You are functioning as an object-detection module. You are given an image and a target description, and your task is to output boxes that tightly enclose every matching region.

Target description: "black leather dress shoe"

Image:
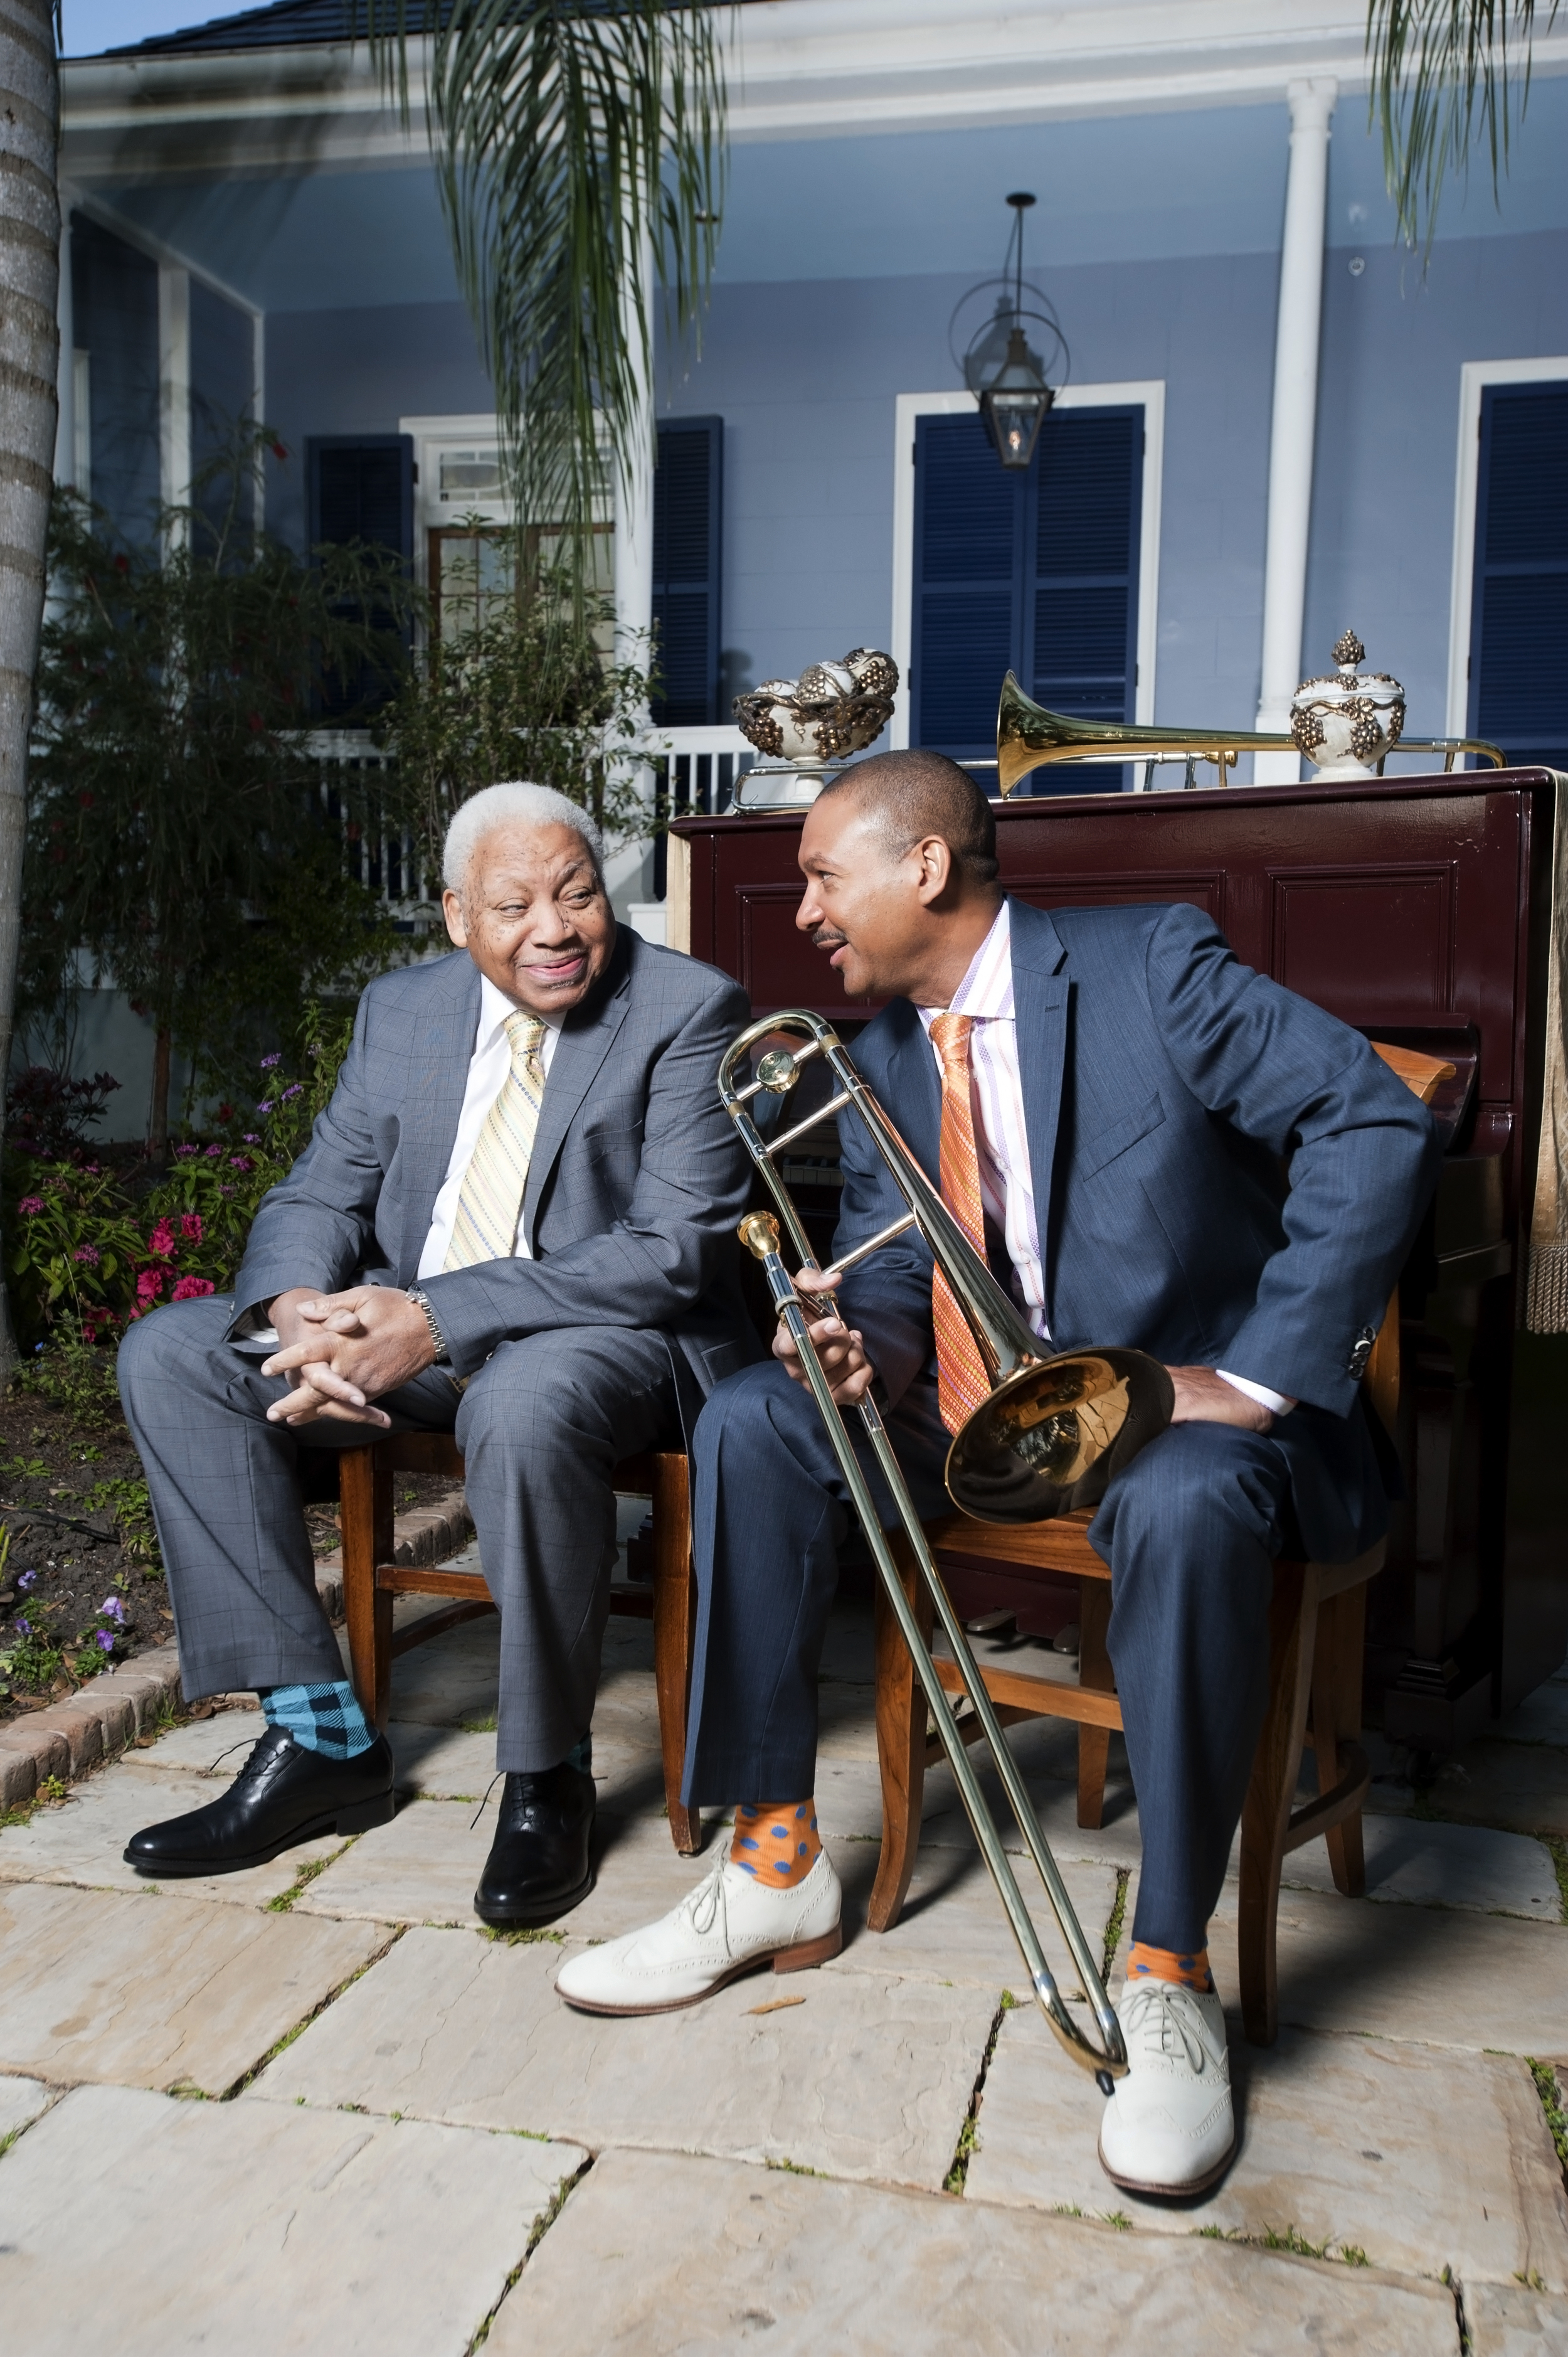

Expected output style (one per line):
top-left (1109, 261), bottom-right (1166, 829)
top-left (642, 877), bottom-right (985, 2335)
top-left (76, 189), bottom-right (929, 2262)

top-left (474, 1760), bottom-right (595, 1929)
top-left (123, 1726), bottom-right (396, 1876)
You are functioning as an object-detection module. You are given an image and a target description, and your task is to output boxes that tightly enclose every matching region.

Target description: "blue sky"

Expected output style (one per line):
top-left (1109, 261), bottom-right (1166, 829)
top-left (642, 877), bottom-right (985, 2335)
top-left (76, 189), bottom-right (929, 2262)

top-left (61, 2), bottom-right (209, 55)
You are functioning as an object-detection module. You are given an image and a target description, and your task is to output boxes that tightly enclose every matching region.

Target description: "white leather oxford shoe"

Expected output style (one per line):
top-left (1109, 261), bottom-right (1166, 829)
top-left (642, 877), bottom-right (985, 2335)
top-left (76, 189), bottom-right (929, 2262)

top-left (554, 1847), bottom-right (843, 2015)
top-left (1097, 1979), bottom-right (1236, 2197)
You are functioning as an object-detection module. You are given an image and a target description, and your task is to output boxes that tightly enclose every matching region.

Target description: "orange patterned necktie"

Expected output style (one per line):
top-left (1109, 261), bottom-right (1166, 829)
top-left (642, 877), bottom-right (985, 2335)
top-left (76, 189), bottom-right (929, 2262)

top-left (928, 1013), bottom-right (991, 1435)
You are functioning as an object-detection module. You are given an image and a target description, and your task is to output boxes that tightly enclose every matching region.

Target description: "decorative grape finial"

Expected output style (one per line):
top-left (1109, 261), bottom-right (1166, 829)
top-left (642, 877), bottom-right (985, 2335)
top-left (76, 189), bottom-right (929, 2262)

top-left (1332, 629), bottom-right (1365, 671)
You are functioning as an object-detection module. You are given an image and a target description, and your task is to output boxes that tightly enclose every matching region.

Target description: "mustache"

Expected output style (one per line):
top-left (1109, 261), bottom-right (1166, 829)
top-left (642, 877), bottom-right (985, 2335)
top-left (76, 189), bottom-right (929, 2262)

top-left (810, 924), bottom-right (849, 953)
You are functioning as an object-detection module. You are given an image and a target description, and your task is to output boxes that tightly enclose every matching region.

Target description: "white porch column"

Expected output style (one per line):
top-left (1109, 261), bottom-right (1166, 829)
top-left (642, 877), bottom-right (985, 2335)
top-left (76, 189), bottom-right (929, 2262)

top-left (157, 262), bottom-right (192, 544)
top-left (613, 220), bottom-right (656, 683)
top-left (610, 218), bottom-right (659, 922)
top-left (1253, 78), bottom-right (1336, 785)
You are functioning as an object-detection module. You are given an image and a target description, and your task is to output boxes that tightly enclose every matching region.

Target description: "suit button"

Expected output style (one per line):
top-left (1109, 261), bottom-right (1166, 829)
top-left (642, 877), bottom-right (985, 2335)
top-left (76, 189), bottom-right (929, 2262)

top-left (1346, 1324), bottom-right (1378, 1379)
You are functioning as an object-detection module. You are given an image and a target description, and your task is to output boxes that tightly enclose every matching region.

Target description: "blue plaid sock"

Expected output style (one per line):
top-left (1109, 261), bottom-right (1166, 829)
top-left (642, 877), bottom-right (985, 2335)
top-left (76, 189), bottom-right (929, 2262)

top-left (564, 1733), bottom-right (592, 1776)
top-left (258, 1681), bottom-right (375, 1761)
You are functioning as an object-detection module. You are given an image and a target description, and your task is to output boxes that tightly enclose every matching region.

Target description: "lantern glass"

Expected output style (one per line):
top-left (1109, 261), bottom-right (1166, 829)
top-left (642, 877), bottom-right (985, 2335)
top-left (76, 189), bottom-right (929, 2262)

top-left (978, 329), bottom-right (1053, 471)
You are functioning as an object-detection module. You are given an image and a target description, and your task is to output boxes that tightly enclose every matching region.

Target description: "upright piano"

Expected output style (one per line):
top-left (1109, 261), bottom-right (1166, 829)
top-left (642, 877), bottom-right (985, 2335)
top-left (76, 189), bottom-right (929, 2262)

top-left (670, 767), bottom-right (1568, 1747)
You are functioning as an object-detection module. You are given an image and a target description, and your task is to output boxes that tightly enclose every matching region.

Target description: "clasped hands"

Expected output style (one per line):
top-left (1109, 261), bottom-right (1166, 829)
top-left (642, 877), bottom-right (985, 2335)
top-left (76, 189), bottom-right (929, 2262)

top-left (262, 1285), bottom-right (440, 1429)
top-left (774, 1269), bottom-right (1278, 1432)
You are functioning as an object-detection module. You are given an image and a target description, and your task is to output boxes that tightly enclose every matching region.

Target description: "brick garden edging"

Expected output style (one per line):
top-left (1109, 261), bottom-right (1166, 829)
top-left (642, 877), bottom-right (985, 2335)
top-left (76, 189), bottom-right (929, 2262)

top-left (0, 1485), bottom-right (473, 1813)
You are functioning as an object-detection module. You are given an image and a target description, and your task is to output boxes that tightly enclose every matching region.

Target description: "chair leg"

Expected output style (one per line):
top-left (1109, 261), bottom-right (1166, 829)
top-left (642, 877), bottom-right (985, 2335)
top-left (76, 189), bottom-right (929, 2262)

top-left (1313, 1584), bottom-right (1368, 1898)
top-left (868, 1530), bottom-right (935, 1934)
top-left (650, 1452), bottom-right (701, 1856)
top-left (1237, 1562), bottom-right (1318, 2046)
top-left (341, 1445), bottom-right (395, 1732)
top-left (1076, 1580), bottom-right (1115, 1829)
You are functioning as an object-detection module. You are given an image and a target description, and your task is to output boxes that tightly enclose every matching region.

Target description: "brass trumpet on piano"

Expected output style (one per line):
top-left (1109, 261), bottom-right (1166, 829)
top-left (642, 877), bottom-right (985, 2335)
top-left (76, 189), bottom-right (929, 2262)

top-left (720, 1009), bottom-right (1175, 2090)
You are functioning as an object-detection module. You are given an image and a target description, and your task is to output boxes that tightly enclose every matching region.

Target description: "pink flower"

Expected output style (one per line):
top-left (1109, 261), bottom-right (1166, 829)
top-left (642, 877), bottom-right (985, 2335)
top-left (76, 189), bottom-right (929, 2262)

top-left (204, 1144), bottom-right (223, 1160)
top-left (181, 1213), bottom-right (203, 1242)
top-left (228, 1156), bottom-right (254, 1173)
top-left (136, 1270), bottom-right (164, 1306)
top-left (170, 1275), bottom-right (215, 1302)
top-left (73, 1245), bottom-right (100, 1265)
top-left (147, 1218), bottom-right (176, 1260)
top-left (18, 1196), bottom-right (43, 1216)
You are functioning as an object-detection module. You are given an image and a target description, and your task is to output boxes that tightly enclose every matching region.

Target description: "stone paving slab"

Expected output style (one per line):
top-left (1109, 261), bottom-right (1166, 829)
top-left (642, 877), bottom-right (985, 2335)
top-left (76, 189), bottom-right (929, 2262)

top-left (248, 1922), bottom-right (993, 2191)
top-left (1496, 1656), bottom-right (1568, 1748)
top-left (0, 1882), bottom-right (389, 2095)
top-left (0, 2074), bottom-right (51, 2142)
top-left (0, 1765), bottom-right (344, 1907)
top-left (966, 2006), bottom-right (1568, 2290)
top-left (1414, 1740), bottom-right (1568, 1838)
top-left (488, 2145), bottom-right (1460, 2356)
top-left (829, 1836), bottom-right (1118, 1998)
top-left (1466, 2277), bottom-right (1568, 2353)
top-left (1198, 1880), bottom-right (1568, 2055)
top-left (1276, 1814), bottom-right (1562, 1919)
top-left (0, 2081), bottom-right (584, 2357)
top-left (113, 1700), bottom-right (265, 1775)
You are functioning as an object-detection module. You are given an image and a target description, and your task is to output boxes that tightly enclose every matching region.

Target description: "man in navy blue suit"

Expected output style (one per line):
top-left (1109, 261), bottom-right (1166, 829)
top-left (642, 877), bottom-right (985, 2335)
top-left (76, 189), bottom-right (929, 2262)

top-left (556, 748), bottom-right (1441, 2196)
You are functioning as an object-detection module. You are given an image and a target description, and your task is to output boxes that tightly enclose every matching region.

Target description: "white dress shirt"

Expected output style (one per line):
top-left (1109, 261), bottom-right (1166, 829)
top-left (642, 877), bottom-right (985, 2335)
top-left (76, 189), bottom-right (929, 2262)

top-left (918, 902), bottom-right (1292, 1417)
top-left (416, 976), bottom-right (563, 1278)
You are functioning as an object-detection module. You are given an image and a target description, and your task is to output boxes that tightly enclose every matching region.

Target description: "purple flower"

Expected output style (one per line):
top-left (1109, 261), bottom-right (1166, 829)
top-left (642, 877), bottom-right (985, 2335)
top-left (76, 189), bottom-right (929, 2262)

top-left (174, 1143), bottom-right (198, 1159)
top-left (280, 1084), bottom-right (303, 1101)
top-left (93, 1629), bottom-right (115, 1652)
top-left (99, 1595), bottom-right (127, 1624)
top-left (14, 1616), bottom-right (29, 1635)
top-left (18, 1196), bottom-right (43, 1216)
top-left (73, 1244), bottom-right (101, 1265)
top-left (255, 1100), bottom-right (273, 1115)
top-left (228, 1156), bottom-right (254, 1173)
top-left (17, 1570), bottom-right (36, 1592)
top-left (242, 1133), bottom-right (261, 1144)
top-left (204, 1144), bottom-right (223, 1160)
top-left (259, 1053), bottom-right (282, 1070)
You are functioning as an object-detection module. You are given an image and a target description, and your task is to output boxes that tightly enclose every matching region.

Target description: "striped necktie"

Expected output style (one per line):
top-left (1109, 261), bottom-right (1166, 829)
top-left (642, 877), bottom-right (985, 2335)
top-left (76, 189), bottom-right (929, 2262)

top-left (928, 1012), bottom-right (992, 1435)
top-left (443, 1010), bottom-right (548, 1270)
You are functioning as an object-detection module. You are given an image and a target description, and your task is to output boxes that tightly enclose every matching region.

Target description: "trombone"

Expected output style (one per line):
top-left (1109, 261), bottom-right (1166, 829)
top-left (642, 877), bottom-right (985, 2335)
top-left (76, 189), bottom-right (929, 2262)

top-left (994, 669), bottom-right (1506, 797)
top-left (720, 1009), bottom-right (1172, 2092)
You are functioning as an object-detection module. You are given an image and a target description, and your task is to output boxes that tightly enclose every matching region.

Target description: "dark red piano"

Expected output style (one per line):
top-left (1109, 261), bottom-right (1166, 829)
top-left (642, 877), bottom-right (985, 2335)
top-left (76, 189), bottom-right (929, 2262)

top-left (670, 767), bottom-right (1568, 1747)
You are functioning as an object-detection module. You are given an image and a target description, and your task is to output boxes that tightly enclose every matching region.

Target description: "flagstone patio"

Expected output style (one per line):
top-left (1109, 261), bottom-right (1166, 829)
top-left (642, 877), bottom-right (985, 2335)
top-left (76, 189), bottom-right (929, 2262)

top-left (1, 1525), bottom-right (1565, 2355)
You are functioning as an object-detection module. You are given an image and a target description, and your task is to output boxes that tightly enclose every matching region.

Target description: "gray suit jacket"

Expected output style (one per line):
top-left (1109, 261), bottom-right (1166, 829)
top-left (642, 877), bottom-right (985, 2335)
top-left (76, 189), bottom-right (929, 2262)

top-left (229, 927), bottom-right (760, 1404)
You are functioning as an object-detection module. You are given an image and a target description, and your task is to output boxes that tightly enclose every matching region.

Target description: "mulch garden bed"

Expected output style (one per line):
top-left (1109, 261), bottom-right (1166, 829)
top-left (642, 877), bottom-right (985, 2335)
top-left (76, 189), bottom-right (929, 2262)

top-left (0, 1387), bottom-right (453, 1728)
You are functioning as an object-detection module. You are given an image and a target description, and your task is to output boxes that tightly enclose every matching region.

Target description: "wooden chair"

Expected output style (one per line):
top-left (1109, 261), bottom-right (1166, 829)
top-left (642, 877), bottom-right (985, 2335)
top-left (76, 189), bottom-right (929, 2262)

top-left (337, 1434), bottom-right (702, 1854)
top-left (867, 1041), bottom-right (1453, 2045)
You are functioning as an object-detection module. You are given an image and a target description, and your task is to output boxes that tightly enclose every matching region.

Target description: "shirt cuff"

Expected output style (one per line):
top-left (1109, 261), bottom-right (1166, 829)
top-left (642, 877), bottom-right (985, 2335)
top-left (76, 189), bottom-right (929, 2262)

top-left (1216, 1368), bottom-right (1296, 1417)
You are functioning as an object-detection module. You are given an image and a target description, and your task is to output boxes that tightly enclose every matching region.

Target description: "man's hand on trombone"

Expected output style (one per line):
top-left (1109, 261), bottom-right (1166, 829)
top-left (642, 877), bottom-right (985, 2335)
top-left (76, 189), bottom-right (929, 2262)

top-left (774, 1267), bottom-right (876, 1407)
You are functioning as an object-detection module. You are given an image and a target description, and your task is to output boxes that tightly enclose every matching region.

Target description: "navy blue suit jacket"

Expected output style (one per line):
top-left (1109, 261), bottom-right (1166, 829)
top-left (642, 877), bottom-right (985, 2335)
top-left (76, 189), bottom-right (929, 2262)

top-left (833, 898), bottom-right (1444, 1558)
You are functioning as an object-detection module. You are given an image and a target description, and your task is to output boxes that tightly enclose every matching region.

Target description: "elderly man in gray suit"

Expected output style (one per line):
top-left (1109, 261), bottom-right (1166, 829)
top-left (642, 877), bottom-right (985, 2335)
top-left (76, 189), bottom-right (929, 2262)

top-left (119, 781), bottom-right (754, 1926)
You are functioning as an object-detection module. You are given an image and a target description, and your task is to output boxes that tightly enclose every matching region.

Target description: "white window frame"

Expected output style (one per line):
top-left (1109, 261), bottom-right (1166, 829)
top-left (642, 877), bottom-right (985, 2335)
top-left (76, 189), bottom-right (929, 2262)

top-left (400, 413), bottom-right (514, 592)
top-left (888, 380), bottom-right (1165, 750)
top-left (1445, 356), bottom-right (1568, 736)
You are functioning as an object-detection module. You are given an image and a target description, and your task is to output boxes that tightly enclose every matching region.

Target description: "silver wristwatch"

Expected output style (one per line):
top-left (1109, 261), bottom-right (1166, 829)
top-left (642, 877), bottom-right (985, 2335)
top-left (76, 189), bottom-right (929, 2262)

top-left (406, 1288), bottom-right (450, 1365)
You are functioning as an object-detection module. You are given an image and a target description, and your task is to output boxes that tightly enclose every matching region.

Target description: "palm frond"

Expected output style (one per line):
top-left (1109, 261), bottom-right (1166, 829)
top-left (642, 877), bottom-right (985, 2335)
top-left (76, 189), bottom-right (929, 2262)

top-left (366, 3), bottom-right (724, 607)
top-left (1366, 0), bottom-right (1560, 255)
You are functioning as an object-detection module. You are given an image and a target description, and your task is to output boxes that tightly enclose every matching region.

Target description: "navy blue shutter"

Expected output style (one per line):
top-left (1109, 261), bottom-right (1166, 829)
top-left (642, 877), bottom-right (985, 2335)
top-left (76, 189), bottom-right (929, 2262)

top-left (913, 406), bottom-right (1142, 790)
top-left (1468, 384), bottom-right (1568, 768)
top-left (912, 413), bottom-right (1022, 758)
top-left (652, 417), bottom-right (723, 725)
top-left (305, 434), bottom-right (413, 718)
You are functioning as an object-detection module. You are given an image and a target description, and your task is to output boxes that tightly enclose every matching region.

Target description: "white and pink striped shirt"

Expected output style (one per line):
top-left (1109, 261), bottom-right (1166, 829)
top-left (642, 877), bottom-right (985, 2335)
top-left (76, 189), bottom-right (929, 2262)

top-left (916, 901), bottom-right (1292, 1416)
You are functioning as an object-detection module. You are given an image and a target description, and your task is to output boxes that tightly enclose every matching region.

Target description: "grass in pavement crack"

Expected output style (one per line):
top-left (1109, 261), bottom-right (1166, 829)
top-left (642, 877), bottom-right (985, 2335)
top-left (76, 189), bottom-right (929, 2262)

top-left (225, 1927), bottom-right (406, 2099)
top-left (1527, 2058), bottom-right (1568, 2184)
top-left (465, 2157), bottom-right (594, 2352)
top-left (1102, 1867), bottom-right (1130, 1984)
top-left (1195, 2222), bottom-right (1369, 2266)
top-left (1541, 1833), bottom-right (1568, 1925)
top-left (266, 1838), bottom-right (353, 1913)
top-left (943, 1990), bottom-right (1016, 2196)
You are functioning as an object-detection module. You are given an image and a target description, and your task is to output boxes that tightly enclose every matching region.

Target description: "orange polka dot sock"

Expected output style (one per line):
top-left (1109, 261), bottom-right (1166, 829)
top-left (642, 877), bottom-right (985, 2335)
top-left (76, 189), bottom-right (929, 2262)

top-left (731, 1799), bottom-right (822, 1890)
top-left (1125, 1940), bottom-right (1214, 1993)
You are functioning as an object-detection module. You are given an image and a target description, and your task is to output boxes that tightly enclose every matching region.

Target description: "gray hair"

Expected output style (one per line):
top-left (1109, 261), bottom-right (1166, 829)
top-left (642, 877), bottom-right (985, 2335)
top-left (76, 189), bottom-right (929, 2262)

top-left (441, 781), bottom-right (606, 896)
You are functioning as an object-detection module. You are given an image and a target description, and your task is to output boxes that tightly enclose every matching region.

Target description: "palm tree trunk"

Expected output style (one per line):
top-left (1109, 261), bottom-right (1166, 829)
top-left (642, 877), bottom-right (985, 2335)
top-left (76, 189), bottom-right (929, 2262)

top-left (0, 0), bottom-right (60, 1377)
